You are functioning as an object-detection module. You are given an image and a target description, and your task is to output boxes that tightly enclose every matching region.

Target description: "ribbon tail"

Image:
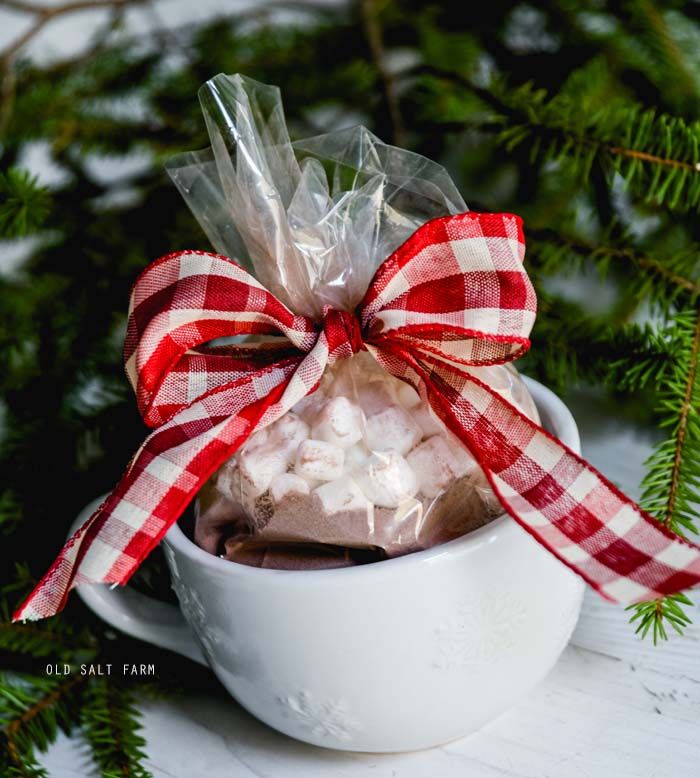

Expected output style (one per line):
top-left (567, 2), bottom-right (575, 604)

top-left (13, 367), bottom-right (295, 622)
top-left (389, 348), bottom-right (700, 605)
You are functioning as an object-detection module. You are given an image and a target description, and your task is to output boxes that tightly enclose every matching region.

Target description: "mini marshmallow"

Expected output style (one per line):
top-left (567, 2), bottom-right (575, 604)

top-left (292, 389), bottom-right (327, 423)
top-left (407, 436), bottom-right (458, 498)
top-left (311, 396), bottom-right (363, 449)
top-left (214, 453), bottom-right (237, 486)
top-left (239, 444), bottom-right (290, 498)
top-left (241, 425), bottom-right (270, 454)
top-left (313, 476), bottom-right (369, 515)
top-left (364, 404), bottom-right (422, 456)
top-left (215, 462), bottom-right (242, 504)
top-left (270, 413), bottom-right (310, 453)
top-left (225, 466), bottom-right (259, 515)
top-left (356, 382), bottom-right (394, 416)
top-left (344, 444), bottom-right (369, 473)
top-left (354, 451), bottom-right (418, 508)
top-left (413, 405), bottom-right (444, 438)
top-left (294, 471), bottom-right (321, 490)
top-left (326, 365), bottom-right (356, 397)
top-left (396, 382), bottom-right (421, 409)
top-left (445, 434), bottom-right (478, 478)
top-left (270, 473), bottom-right (310, 503)
top-left (295, 439), bottom-right (345, 482)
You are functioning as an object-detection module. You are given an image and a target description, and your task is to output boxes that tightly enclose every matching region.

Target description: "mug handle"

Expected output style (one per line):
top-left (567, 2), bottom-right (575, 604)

top-left (71, 497), bottom-right (207, 667)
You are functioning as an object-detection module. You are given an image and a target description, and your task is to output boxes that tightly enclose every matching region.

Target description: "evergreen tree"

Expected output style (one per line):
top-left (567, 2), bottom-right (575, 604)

top-left (1, 0), bottom-right (699, 772)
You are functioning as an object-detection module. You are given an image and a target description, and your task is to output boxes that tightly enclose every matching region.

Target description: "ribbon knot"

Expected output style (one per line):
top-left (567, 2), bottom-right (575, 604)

top-left (321, 307), bottom-right (366, 364)
top-left (15, 211), bottom-right (700, 622)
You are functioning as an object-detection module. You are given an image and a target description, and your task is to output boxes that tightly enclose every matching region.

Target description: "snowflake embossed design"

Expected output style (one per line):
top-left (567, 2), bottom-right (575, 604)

top-left (433, 593), bottom-right (528, 669)
top-left (277, 691), bottom-right (362, 742)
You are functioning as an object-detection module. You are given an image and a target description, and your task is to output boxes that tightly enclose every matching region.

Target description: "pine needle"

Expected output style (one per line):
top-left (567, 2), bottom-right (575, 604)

top-left (0, 169), bottom-right (51, 239)
top-left (81, 677), bottom-right (152, 778)
top-left (626, 309), bottom-right (700, 642)
top-left (0, 673), bottom-right (85, 775)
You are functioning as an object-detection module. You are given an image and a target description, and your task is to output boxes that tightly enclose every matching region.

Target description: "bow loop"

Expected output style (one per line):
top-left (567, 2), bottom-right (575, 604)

top-left (360, 212), bottom-right (535, 367)
top-left (125, 251), bottom-right (317, 427)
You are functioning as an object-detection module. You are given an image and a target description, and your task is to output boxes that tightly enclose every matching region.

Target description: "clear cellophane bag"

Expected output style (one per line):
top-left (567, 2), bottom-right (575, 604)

top-left (167, 74), bottom-right (539, 569)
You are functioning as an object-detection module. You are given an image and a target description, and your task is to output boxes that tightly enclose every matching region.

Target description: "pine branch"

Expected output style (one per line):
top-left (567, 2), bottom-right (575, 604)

top-left (1, 562), bottom-right (37, 597)
top-left (605, 323), bottom-right (682, 393)
top-left (520, 292), bottom-right (673, 395)
top-left (522, 294), bottom-right (609, 391)
top-left (0, 0), bottom-right (147, 63)
top-left (628, 592), bottom-right (694, 643)
top-left (507, 100), bottom-right (700, 211)
top-left (0, 168), bottom-right (50, 239)
top-left (0, 615), bottom-right (98, 661)
top-left (422, 69), bottom-right (700, 212)
top-left (526, 227), bottom-right (700, 305)
top-left (0, 562), bottom-right (98, 663)
top-left (659, 310), bottom-right (700, 531)
top-left (0, 490), bottom-right (22, 536)
top-left (82, 677), bottom-right (152, 778)
top-left (4, 748), bottom-right (48, 778)
top-left (626, 308), bottom-right (700, 642)
top-left (0, 673), bottom-right (85, 774)
top-left (637, 309), bottom-right (700, 536)
top-left (617, 0), bottom-right (699, 111)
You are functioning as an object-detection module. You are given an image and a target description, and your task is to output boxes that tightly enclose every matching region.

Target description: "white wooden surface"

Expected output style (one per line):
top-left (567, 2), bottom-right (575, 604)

top-left (37, 394), bottom-right (700, 777)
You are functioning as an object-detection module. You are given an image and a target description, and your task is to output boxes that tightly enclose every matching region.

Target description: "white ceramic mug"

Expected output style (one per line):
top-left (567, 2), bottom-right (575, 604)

top-left (75, 377), bottom-right (584, 753)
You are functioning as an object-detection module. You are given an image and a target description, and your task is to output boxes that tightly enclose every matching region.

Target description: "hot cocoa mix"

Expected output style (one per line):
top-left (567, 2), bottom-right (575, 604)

top-left (195, 355), bottom-right (539, 569)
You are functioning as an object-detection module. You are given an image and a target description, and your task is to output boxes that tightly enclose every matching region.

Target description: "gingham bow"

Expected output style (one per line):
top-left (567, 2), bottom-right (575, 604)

top-left (15, 212), bottom-right (700, 621)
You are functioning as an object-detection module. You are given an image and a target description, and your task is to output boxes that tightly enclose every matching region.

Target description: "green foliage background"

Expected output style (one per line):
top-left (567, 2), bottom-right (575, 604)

top-left (1, 0), bottom-right (700, 773)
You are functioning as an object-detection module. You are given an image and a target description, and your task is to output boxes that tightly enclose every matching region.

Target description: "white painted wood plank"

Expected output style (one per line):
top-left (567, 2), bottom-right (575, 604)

top-left (573, 592), bottom-right (700, 681)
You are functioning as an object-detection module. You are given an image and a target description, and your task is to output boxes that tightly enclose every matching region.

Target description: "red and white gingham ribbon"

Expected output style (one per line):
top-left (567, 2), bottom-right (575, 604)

top-left (15, 212), bottom-right (700, 621)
